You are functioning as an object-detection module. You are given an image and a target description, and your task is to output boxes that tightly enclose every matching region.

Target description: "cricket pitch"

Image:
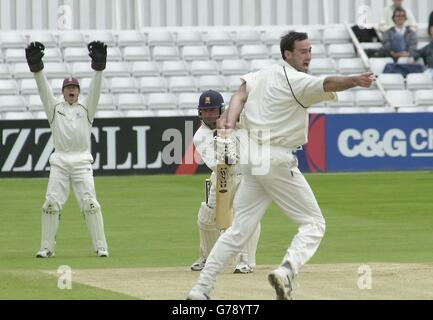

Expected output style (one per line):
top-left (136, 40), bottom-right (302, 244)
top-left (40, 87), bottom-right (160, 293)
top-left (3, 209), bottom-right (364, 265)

top-left (47, 263), bottom-right (433, 300)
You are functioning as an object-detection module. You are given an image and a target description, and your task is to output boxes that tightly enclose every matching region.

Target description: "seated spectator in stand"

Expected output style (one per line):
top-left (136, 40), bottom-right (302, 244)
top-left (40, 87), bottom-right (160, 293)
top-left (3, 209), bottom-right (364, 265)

top-left (411, 29), bottom-right (433, 80)
top-left (379, 0), bottom-right (417, 33)
top-left (382, 7), bottom-right (417, 62)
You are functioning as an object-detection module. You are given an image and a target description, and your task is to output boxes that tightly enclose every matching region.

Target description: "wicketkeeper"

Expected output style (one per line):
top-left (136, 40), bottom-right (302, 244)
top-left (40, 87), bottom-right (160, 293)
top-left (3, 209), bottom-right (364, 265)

top-left (26, 40), bottom-right (109, 258)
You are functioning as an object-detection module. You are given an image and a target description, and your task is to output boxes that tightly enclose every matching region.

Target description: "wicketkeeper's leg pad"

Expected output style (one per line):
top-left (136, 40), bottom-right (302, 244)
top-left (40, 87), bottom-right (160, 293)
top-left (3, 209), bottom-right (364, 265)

top-left (40, 199), bottom-right (61, 252)
top-left (197, 202), bottom-right (220, 258)
top-left (82, 198), bottom-right (108, 253)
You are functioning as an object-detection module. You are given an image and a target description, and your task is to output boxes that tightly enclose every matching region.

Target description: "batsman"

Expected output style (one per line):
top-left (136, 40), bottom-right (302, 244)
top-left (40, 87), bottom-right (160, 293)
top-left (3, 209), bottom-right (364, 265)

top-left (190, 90), bottom-right (261, 274)
top-left (26, 40), bottom-right (109, 258)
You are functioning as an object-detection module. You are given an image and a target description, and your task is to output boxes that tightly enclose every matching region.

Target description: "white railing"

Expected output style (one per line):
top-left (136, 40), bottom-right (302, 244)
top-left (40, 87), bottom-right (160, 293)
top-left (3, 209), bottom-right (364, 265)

top-left (345, 21), bottom-right (397, 112)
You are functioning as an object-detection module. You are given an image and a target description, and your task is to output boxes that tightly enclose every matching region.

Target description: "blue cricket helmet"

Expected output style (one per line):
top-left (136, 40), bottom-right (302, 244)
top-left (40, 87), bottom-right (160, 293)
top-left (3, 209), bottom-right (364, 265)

top-left (198, 90), bottom-right (225, 129)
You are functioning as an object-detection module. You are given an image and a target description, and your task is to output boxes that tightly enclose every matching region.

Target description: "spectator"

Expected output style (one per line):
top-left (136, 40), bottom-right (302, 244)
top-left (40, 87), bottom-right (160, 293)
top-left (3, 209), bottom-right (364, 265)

top-left (382, 7), bottom-right (417, 62)
top-left (411, 30), bottom-right (433, 80)
top-left (379, 0), bottom-right (417, 33)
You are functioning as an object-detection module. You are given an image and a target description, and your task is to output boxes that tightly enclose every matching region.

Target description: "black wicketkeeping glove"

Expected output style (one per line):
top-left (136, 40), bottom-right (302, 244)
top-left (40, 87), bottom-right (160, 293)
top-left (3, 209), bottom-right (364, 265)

top-left (25, 41), bottom-right (45, 72)
top-left (88, 40), bottom-right (107, 71)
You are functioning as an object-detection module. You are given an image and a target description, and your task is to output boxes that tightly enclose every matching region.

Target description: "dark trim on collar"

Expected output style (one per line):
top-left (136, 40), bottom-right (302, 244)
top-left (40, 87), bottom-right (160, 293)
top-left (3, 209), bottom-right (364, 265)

top-left (50, 102), bottom-right (63, 124)
top-left (283, 66), bottom-right (307, 109)
top-left (77, 103), bottom-right (91, 124)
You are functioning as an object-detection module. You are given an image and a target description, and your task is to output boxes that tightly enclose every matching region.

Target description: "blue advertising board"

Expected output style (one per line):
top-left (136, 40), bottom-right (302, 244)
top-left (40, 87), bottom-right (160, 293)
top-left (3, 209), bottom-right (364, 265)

top-left (326, 113), bottom-right (433, 171)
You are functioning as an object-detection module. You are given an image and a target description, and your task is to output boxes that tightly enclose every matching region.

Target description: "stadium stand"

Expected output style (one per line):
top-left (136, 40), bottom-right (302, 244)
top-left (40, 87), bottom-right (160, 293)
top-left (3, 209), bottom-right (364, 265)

top-left (415, 90), bottom-right (433, 106)
top-left (210, 45), bottom-right (239, 60)
top-left (147, 93), bottom-right (177, 110)
top-left (181, 45), bottom-right (210, 61)
top-left (107, 47), bottom-right (123, 61)
top-left (190, 60), bottom-right (219, 75)
top-left (116, 93), bottom-right (145, 110)
top-left (250, 59), bottom-right (278, 72)
top-left (161, 61), bottom-right (189, 76)
top-left (86, 31), bottom-right (116, 47)
top-left (386, 90), bottom-right (415, 108)
top-left (176, 31), bottom-right (204, 46)
top-left (20, 78), bottom-right (40, 95)
top-left (152, 46), bottom-right (179, 61)
top-left (148, 31), bottom-right (175, 47)
top-left (234, 30), bottom-right (262, 45)
top-left (79, 77), bottom-right (110, 94)
top-left (377, 74), bottom-right (406, 90)
top-left (338, 58), bottom-right (367, 74)
top-left (1, 22), bottom-right (433, 120)
top-left (197, 75), bottom-right (227, 92)
top-left (131, 61), bottom-right (160, 77)
top-left (117, 31), bottom-right (146, 48)
top-left (97, 93), bottom-right (117, 110)
top-left (123, 46), bottom-right (151, 61)
top-left (178, 92), bottom-right (201, 109)
top-left (0, 65), bottom-right (11, 80)
top-left (205, 31), bottom-right (233, 46)
top-left (0, 33), bottom-right (27, 48)
top-left (220, 59), bottom-right (249, 75)
top-left (168, 76), bottom-right (197, 92)
top-left (28, 32), bottom-right (57, 48)
top-left (240, 44), bottom-right (269, 59)
top-left (139, 77), bottom-right (168, 93)
top-left (27, 95), bottom-right (43, 111)
top-left (5, 49), bottom-right (28, 63)
top-left (58, 32), bottom-right (86, 48)
top-left (110, 77), bottom-right (139, 94)
top-left (0, 79), bottom-right (19, 95)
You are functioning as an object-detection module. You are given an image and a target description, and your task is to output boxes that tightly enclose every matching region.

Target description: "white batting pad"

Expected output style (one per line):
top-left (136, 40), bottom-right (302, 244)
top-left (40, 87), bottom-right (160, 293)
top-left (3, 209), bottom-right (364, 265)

top-left (197, 202), bottom-right (220, 258)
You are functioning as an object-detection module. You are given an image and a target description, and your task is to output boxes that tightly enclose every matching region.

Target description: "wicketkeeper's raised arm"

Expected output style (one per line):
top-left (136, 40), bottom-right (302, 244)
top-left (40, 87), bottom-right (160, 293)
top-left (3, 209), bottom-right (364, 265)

top-left (323, 72), bottom-right (375, 92)
top-left (225, 82), bottom-right (248, 130)
top-left (84, 41), bottom-right (107, 121)
top-left (26, 42), bottom-right (58, 121)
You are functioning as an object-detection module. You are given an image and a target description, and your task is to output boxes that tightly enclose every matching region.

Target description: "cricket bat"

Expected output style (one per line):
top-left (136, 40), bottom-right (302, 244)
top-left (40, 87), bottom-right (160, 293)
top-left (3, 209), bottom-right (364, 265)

top-left (215, 134), bottom-right (235, 231)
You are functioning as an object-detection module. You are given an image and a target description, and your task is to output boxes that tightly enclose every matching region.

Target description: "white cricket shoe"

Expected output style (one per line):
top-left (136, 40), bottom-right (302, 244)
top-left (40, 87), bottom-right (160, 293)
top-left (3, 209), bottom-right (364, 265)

top-left (36, 249), bottom-right (55, 258)
top-left (96, 248), bottom-right (109, 257)
top-left (190, 256), bottom-right (206, 271)
top-left (268, 268), bottom-right (293, 300)
top-left (186, 287), bottom-right (210, 300)
top-left (234, 262), bottom-right (253, 274)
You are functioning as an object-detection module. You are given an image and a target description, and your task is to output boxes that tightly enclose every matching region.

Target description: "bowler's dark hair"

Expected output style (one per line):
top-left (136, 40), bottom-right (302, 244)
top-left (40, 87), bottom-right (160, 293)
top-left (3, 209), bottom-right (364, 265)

top-left (280, 31), bottom-right (309, 60)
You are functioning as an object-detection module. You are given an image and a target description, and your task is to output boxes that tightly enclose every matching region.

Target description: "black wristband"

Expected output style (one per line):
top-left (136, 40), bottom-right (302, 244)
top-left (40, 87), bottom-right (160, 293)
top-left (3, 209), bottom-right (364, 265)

top-left (91, 60), bottom-right (106, 71)
top-left (29, 60), bottom-right (44, 73)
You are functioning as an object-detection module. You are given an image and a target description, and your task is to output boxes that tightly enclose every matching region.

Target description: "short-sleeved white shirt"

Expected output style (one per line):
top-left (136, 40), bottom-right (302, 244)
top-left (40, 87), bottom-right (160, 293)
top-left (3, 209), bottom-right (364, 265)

top-left (239, 62), bottom-right (337, 148)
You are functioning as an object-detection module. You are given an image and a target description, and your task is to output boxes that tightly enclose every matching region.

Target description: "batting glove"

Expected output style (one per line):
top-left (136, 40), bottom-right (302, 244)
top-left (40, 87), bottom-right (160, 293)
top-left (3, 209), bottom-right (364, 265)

top-left (215, 135), bottom-right (238, 165)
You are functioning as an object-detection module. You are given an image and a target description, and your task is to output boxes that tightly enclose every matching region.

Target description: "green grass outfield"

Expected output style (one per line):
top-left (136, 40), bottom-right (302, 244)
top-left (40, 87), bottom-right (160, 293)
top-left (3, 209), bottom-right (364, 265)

top-left (0, 171), bottom-right (432, 299)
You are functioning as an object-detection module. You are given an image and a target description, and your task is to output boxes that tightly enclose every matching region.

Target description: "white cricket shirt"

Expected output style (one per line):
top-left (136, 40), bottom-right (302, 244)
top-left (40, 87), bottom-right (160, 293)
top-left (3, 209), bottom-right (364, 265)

top-left (194, 123), bottom-right (217, 171)
top-left (34, 71), bottom-right (102, 156)
top-left (239, 62), bottom-right (337, 148)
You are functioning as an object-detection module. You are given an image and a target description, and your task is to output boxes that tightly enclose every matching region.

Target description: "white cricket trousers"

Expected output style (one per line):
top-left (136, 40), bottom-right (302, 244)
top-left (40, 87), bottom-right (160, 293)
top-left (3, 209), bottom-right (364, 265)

top-left (40, 152), bottom-right (108, 252)
top-left (46, 153), bottom-right (97, 207)
top-left (196, 148), bottom-right (325, 294)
